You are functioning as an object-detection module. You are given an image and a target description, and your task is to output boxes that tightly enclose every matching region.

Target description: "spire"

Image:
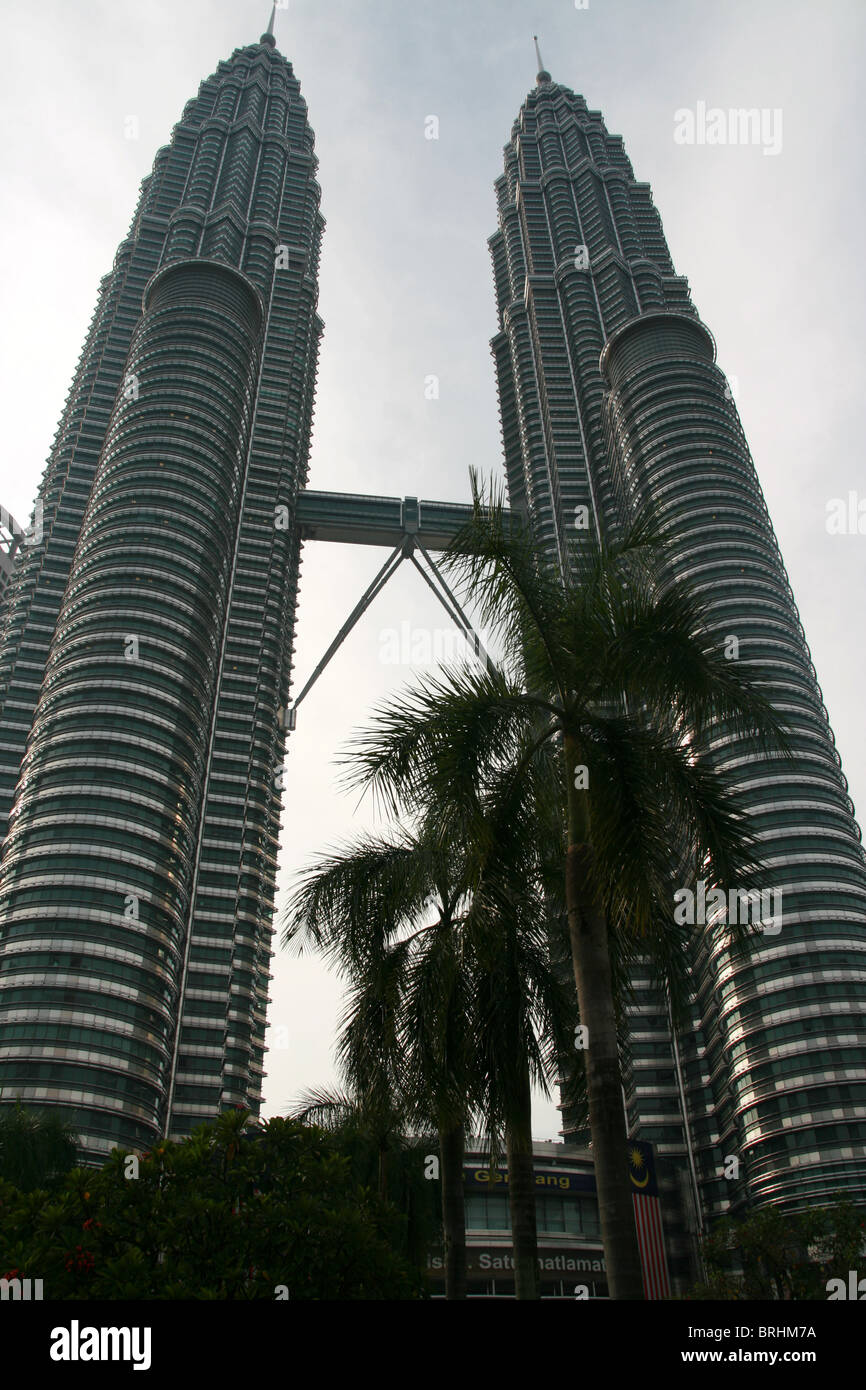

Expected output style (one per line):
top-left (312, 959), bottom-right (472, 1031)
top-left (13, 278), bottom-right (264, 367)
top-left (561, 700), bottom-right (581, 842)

top-left (261, 4), bottom-right (276, 47)
top-left (533, 34), bottom-right (551, 84)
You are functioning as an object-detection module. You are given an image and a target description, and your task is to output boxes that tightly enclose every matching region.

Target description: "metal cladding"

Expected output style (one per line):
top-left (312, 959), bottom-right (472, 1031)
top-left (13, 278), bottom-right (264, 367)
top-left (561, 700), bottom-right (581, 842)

top-left (0, 33), bottom-right (323, 1160)
top-left (600, 310), bottom-right (866, 1212)
top-left (490, 75), bottom-right (866, 1220)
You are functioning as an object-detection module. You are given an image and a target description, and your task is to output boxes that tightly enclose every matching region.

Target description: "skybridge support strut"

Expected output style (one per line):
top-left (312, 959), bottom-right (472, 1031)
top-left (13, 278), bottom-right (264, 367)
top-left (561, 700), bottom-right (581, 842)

top-left (286, 491), bottom-right (502, 727)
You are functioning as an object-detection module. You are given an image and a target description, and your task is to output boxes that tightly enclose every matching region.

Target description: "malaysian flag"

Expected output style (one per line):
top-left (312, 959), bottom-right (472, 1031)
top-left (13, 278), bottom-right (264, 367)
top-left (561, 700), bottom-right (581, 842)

top-left (628, 1140), bottom-right (671, 1299)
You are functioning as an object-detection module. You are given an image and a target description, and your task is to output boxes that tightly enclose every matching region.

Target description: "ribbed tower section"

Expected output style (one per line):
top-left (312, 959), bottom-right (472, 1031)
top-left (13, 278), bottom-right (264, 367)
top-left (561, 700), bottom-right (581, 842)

top-left (0, 26), bottom-right (323, 1160)
top-left (490, 68), bottom-right (866, 1232)
top-left (600, 314), bottom-right (866, 1215)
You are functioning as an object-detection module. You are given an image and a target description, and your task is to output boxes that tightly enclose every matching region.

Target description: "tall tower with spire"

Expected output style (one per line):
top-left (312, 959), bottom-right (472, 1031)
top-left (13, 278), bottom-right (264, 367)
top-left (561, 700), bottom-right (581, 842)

top-left (0, 17), bottom-right (323, 1160)
top-left (489, 51), bottom-right (866, 1232)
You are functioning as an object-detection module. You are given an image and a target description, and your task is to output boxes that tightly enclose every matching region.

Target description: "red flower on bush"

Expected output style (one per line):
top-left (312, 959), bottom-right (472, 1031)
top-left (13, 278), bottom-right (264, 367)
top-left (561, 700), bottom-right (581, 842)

top-left (63, 1245), bottom-right (96, 1275)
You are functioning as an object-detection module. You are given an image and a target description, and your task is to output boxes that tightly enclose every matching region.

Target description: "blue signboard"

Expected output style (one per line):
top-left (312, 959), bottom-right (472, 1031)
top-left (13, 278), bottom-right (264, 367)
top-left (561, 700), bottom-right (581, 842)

top-left (464, 1138), bottom-right (658, 1198)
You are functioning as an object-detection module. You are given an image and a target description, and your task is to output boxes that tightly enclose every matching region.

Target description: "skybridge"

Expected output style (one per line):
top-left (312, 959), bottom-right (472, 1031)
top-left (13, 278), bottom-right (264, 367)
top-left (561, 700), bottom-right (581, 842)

top-left (288, 489), bottom-right (506, 724)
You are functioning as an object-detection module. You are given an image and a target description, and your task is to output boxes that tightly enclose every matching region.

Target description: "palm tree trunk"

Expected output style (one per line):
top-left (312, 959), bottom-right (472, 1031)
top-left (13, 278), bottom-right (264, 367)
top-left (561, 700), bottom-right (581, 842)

top-left (439, 1122), bottom-right (467, 1299)
top-left (506, 1057), bottom-right (540, 1299)
top-left (564, 735), bottom-right (645, 1301)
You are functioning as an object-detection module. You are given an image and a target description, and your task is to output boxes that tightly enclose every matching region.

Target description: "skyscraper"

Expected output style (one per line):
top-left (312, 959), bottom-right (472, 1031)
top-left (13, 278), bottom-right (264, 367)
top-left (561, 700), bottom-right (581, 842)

top-left (0, 15), bottom-right (323, 1161)
top-left (488, 52), bottom-right (866, 1226)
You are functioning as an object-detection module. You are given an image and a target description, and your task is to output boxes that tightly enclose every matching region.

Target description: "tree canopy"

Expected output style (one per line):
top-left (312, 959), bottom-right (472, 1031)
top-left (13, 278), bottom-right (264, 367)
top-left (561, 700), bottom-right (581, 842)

top-left (0, 1109), bottom-right (426, 1299)
top-left (686, 1202), bottom-right (866, 1300)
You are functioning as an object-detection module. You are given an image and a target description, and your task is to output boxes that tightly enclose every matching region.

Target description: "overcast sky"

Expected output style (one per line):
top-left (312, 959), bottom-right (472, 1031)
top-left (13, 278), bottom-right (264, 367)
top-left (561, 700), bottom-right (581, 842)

top-left (2, 0), bottom-right (864, 1140)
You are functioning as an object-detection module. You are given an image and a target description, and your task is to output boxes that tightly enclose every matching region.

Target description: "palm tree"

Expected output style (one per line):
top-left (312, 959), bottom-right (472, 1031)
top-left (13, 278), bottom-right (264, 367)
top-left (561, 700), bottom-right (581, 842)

top-left (0, 1099), bottom-right (79, 1191)
top-left (338, 473), bottom-right (790, 1300)
top-left (462, 755), bottom-right (574, 1299)
top-left (288, 1086), bottom-right (437, 1271)
top-left (283, 798), bottom-right (571, 1299)
top-left (283, 820), bottom-right (479, 1298)
top-left (288, 1085), bottom-right (401, 1201)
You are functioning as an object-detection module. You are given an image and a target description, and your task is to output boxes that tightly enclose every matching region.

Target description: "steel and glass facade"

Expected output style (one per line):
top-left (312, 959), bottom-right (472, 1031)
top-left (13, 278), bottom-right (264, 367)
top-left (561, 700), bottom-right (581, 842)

top-left (489, 65), bottom-right (866, 1224)
top-left (0, 25), bottom-right (323, 1160)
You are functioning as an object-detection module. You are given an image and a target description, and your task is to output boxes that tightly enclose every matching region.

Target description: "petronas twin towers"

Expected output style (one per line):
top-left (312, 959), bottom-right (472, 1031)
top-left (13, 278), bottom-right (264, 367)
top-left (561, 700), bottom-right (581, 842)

top-left (1, 17), bottom-right (864, 1238)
